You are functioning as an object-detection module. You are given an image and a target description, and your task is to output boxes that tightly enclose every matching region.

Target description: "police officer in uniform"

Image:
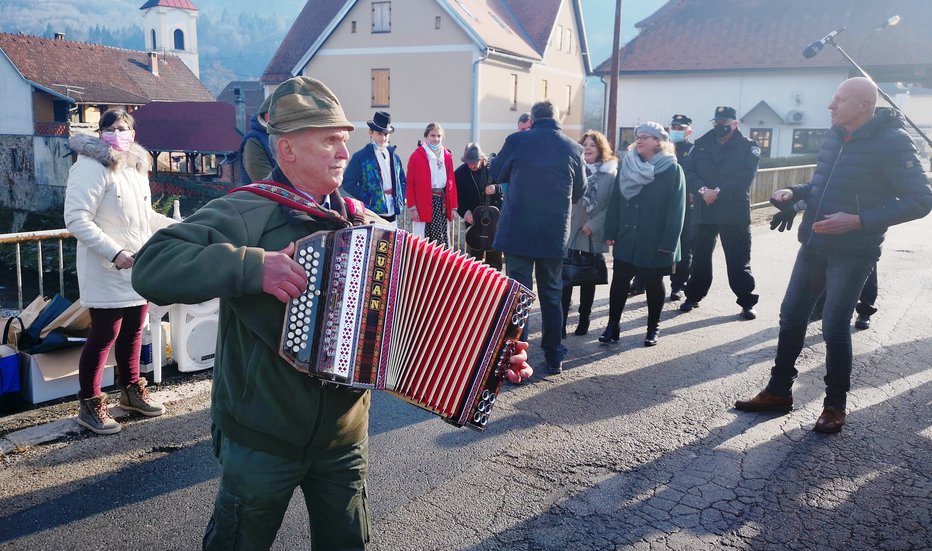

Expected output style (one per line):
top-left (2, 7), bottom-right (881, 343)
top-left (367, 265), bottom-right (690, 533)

top-left (679, 106), bottom-right (761, 319)
top-left (668, 113), bottom-right (695, 300)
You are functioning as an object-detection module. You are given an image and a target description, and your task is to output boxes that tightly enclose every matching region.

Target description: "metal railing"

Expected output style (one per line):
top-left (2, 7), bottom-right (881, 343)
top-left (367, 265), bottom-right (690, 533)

top-left (0, 229), bottom-right (74, 311)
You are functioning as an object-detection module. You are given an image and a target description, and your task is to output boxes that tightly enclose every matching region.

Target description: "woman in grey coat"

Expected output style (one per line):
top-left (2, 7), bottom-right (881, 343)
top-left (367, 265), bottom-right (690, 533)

top-left (562, 130), bottom-right (617, 336)
top-left (599, 122), bottom-right (686, 346)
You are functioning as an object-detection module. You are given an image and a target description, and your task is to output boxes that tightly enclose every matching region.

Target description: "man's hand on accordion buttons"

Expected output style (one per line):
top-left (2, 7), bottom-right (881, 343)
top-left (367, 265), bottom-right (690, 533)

top-left (769, 197), bottom-right (798, 232)
top-left (504, 341), bottom-right (533, 384)
top-left (262, 242), bottom-right (308, 303)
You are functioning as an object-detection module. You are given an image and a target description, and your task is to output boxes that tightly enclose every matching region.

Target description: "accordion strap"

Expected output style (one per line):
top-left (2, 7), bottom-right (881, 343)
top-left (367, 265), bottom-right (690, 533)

top-left (231, 181), bottom-right (364, 227)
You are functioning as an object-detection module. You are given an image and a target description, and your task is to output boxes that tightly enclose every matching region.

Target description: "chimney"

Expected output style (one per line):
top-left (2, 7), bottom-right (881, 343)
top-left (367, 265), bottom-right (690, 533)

top-left (147, 51), bottom-right (159, 76)
top-left (234, 87), bottom-right (247, 135)
top-left (54, 32), bottom-right (65, 41)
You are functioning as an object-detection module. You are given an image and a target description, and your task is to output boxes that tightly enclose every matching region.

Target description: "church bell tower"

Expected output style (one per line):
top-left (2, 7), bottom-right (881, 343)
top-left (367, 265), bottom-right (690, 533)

top-left (140, 0), bottom-right (200, 78)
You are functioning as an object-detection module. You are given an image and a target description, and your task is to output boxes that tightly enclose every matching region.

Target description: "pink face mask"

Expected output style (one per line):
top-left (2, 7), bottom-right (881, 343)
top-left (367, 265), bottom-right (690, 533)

top-left (102, 129), bottom-right (134, 151)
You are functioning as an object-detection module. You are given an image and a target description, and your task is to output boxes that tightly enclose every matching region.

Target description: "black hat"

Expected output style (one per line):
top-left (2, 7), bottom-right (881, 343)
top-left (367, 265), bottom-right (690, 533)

top-left (367, 111), bottom-right (394, 133)
top-left (670, 113), bottom-right (692, 126)
top-left (712, 106), bottom-right (737, 121)
top-left (461, 142), bottom-right (487, 163)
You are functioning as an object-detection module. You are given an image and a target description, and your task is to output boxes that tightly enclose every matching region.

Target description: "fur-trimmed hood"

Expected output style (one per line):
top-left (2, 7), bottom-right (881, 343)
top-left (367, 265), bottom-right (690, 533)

top-left (68, 134), bottom-right (151, 173)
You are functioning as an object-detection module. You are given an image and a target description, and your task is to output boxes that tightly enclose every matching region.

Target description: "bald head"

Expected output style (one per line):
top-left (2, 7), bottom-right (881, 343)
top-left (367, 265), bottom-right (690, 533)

top-left (829, 77), bottom-right (878, 132)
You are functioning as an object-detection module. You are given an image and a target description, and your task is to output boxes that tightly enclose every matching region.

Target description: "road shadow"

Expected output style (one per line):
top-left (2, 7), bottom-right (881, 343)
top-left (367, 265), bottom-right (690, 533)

top-left (453, 336), bottom-right (932, 550)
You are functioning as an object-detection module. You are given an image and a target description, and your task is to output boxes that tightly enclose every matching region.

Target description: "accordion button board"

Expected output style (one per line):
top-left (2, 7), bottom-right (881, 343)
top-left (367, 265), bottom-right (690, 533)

top-left (280, 225), bottom-right (535, 430)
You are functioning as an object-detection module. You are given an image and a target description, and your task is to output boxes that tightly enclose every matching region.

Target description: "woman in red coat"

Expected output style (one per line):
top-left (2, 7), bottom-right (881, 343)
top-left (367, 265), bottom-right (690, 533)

top-left (406, 122), bottom-right (457, 245)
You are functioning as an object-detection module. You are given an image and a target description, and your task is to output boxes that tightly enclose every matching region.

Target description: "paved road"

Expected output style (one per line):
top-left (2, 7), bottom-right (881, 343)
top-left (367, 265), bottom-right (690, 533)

top-left (1, 214), bottom-right (930, 550)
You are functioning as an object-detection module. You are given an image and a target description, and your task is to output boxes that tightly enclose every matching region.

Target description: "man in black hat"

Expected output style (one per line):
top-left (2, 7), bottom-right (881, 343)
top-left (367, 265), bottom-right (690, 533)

top-left (342, 111), bottom-right (407, 226)
top-left (454, 142), bottom-right (503, 270)
top-left (679, 106), bottom-right (761, 319)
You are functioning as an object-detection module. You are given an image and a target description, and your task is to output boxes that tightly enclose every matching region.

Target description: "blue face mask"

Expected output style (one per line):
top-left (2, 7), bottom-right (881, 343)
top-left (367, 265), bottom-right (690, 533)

top-left (670, 130), bottom-right (686, 143)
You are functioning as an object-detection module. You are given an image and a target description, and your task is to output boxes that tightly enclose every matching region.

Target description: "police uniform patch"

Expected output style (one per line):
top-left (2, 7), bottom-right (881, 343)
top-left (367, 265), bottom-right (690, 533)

top-left (751, 145), bottom-right (761, 157)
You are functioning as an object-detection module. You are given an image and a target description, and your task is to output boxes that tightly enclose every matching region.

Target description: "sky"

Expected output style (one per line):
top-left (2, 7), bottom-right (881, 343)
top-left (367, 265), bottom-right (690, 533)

top-left (580, 0), bottom-right (669, 68)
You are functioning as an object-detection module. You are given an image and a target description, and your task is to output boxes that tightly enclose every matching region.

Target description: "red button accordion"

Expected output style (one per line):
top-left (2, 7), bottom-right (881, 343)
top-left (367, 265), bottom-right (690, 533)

top-left (279, 225), bottom-right (535, 430)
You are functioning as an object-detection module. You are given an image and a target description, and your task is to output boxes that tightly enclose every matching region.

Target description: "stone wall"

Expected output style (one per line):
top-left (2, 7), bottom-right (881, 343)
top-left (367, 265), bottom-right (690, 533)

top-left (0, 134), bottom-right (67, 232)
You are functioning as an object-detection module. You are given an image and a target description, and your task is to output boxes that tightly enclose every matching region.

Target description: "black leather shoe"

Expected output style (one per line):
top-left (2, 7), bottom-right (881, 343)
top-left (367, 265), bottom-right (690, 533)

top-left (669, 290), bottom-right (683, 301)
top-left (598, 325), bottom-right (620, 344)
top-left (644, 328), bottom-right (658, 347)
top-left (547, 361), bottom-right (563, 375)
top-left (574, 316), bottom-right (590, 336)
top-left (734, 390), bottom-right (793, 413)
top-left (741, 307), bottom-right (757, 320)
top-left (627, 287), bottom-right (644, 297)
top-left (854, 314), bottom-right (871, 330)
top-left (813, 406), bottom-right (846, 433)
top-left (679, 300), bottom-right (699, 312)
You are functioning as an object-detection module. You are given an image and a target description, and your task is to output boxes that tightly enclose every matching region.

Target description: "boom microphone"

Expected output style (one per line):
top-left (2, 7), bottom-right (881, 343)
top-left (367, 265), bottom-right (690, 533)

top-left (803, 27), bottom-right (846, 59)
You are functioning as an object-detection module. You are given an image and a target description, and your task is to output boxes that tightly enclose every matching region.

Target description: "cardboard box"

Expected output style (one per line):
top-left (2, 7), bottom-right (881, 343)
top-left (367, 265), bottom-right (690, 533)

top-left (24, 346), bottom-right (116, 404)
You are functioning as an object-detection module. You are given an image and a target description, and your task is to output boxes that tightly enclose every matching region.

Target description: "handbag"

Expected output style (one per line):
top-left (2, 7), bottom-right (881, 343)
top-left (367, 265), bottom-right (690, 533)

top-left (562, 229), bottom-right (608, 286)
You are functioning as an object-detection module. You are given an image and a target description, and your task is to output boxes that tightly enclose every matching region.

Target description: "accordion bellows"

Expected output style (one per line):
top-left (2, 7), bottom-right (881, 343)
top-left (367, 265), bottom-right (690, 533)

top-left (280, 225), bottom-right (535, 430)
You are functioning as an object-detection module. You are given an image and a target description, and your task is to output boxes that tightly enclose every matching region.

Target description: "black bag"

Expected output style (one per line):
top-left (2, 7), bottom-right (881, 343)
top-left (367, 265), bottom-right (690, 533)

top-left (562, 230), bottom-right (608, 286)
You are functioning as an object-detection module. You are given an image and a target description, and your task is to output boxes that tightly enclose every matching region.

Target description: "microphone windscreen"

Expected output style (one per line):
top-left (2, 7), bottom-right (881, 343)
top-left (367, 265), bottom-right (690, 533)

top-left (803, 42), bottom-right (823, 59)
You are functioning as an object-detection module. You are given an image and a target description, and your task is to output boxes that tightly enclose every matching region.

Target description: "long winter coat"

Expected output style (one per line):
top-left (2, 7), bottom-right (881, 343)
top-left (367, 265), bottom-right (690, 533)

top-left (788, 107), bottom-right (932, 261)
top-left (489, 118), bottom-right (587, 258)
top-left (604, 162), bottom-right (686, 270)
top-left (406, 146), bottom-right (457, 223)
top-left (64, 134), bottom-right (174, 309)
top-left (567, 159), bottom-right (617, 254)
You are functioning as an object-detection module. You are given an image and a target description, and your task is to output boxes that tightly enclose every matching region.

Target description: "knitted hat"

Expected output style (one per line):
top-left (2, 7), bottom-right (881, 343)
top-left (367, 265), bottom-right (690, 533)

top-left (635, 121), bottom-right (669, 141)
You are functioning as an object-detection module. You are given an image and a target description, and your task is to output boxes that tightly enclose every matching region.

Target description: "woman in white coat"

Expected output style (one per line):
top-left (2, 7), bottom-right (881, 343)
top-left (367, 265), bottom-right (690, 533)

top-left (64, 108), bottom-right (174, 435)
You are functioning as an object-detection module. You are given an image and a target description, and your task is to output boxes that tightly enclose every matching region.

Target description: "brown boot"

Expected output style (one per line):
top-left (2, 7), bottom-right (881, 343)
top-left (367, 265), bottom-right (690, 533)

top-left (813, 406), bottom-right (846, 434)
top-left (77, 393), bottom-right (122, 435)
top-left (734, 390), bottom-right (793, 413)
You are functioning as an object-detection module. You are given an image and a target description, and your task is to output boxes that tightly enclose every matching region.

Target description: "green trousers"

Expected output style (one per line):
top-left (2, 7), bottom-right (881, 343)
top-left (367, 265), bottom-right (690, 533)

top-left (202, 433), bottom-right (370, 550)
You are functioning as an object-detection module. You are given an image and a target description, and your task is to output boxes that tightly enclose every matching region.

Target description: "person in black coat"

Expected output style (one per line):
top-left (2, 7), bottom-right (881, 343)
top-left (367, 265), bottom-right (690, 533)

top-left (679, 106), bottom-right (761, 320)
top-left (489, 100), bottom-right (587, 375)
top-left (454, 143), bottom-right (503, 270)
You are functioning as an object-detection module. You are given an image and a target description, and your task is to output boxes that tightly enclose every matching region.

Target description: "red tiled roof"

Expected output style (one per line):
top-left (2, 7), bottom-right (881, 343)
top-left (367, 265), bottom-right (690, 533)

top-left (132, 101), bottom-right (242, 153)
top-left (261, 0), bottom-right (346, 85)
top-left (139, 0), bottom-right (198, 10)
top-left (0, 33), bottom-right (214, 104)
top-left (262, 0), bottom-right (583, 85)
top-left (500, 0), bottom-right (563, 54)
top-left (217, 80), bottom-right (266, 122)
top-left (593, 0), bottom-right (932, 77)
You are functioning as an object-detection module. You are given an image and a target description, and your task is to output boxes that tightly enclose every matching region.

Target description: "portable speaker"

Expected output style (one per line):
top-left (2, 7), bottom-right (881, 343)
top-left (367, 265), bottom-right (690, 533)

top-left (169, 299), bottom-right (219, 372)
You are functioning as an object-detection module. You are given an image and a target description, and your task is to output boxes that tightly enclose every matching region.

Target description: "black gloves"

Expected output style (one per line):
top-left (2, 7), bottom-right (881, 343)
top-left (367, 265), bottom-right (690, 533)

top-left (769, 197), bottom-right (799, 232)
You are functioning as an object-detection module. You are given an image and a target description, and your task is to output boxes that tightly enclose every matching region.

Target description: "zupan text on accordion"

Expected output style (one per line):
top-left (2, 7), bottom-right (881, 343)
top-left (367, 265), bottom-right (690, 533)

top-left (279, 225), bottom-right (535, 430)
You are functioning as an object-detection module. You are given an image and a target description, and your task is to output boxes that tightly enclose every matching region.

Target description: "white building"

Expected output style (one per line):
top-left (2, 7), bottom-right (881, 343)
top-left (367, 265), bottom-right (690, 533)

top-left (593, 0), bottom-right (932, 158)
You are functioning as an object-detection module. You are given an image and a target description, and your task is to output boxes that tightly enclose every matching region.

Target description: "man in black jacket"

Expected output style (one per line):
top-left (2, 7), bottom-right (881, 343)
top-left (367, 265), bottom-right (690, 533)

top-left (734, 77), bottom-right (932, 433)
top-left (490, 100), bottom-right (587, 375)
top-left (679, 106), bottom-right (761, 319)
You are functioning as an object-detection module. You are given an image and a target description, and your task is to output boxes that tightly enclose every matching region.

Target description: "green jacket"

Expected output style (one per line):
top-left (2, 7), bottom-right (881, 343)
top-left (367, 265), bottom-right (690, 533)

top-left (133, 175), bottom-right (369, 459)
top-left (604, 163), bottom-right (686, 269)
